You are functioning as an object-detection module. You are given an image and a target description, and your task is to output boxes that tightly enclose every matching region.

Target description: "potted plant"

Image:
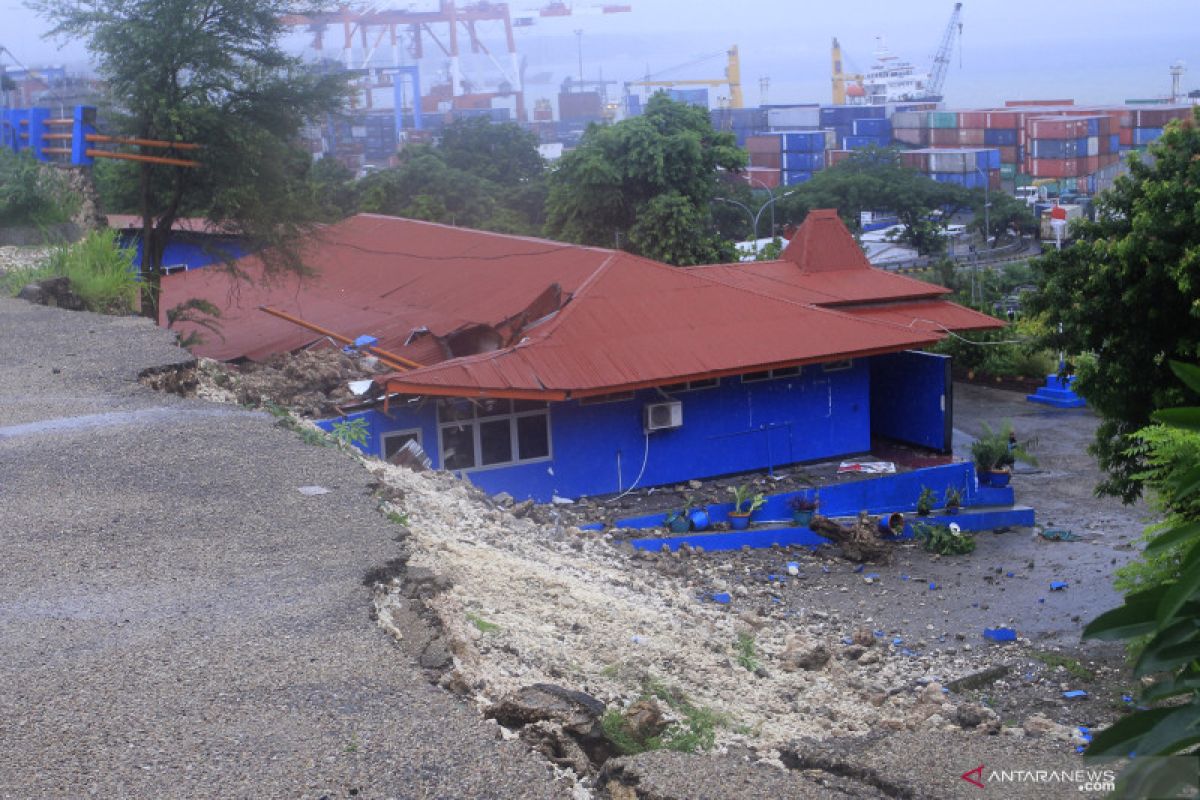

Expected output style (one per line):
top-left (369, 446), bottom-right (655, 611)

top-left (944, 485), bottom-right (963, 515)
top-left (788, 491), bottom-right (819, 528)
top-left (877, 512), bottom-right (906, 537)
top-left (663, 510), bottom-right (691, 534)
top-left (916, 486), bottom-right (937, 516)
top-left (727, 484), bottom-right (765, 530)
top-left (971, 421), bottom-right (1038, 487)
top-left (664, 496), bottom-right (702, 534)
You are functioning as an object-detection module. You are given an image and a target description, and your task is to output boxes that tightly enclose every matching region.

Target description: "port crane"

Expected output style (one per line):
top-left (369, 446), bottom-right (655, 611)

top-left (831, 2), bottom-right (962, 105)
top-left (624, 46), bottom-right (743, 109)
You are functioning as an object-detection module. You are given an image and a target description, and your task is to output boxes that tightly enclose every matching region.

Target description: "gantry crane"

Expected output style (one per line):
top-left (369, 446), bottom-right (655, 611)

top-left (830, 37), bottom-right (862, 106)
top-left (926, 2), bottom-right (963, 100)
top-left (624, 46), bottom-right (743, 109)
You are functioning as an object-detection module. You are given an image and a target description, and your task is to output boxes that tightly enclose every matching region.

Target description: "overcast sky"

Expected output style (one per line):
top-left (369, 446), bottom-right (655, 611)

top-left (4, 0), bottom-right (1198, 108)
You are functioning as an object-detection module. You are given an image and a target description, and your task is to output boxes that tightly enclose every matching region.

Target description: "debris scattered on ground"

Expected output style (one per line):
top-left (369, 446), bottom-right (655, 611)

top-left (297, 485), bottom-right (331, 496)
top-left (16, 276), bottom-right (85, 311)
top-left (0, 245), bottom-right (52, 277)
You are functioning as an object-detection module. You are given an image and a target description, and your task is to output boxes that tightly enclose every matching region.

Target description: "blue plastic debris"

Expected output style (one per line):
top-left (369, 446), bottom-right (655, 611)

top-left (821, 565), bottom-right (831, 574)
top-left (900, 648), bottom-right (917, 657)
top-left (787, 561), bottom-right (800, 576)
top-left (853, 565), bottom-right (865, 574)
top-left (1039, 598), bottom-right (1045, 604)
top-left (901, 574), bottom-right (910, 581)
top-left (983, 627), bottom-right (1017, 642)
top-left (842, 636), bottom-right (853, 645)
top-left (711, 592), bottom-right (732, 604)
top-left (1078, 726), bottom-right (1092, 742)
top-left (1051, 581), bottom-right (1069, 591)
top-left (353, 334), bottom-right (379, 348)
top-left (1063, 690), bottom-right (1088, 699)
top-left (929, 582), bottom-right (938, 590)
top-left (1122, 694), bottom-right (1134, 704)
top-left (866, 573), bottom-right (880, 581)
top-left (892, 637), bottom-right (904, 646)
top-left (873, 630), bottom-right (885, 638)
top-left (1006, 571), bottom-right (1014, 578)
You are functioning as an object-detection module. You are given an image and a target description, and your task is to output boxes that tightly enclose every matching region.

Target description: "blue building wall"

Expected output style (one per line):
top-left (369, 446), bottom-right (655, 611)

top-left (870, 351), bottom-right (951, 452)
top-left (116, 231), bottom-right (248, 271)
top-left (320, 360), bottom-right (874, 502)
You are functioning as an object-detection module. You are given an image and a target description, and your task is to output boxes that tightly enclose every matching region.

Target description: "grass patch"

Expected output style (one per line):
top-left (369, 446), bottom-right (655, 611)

top-left (734, 632), bottom-right (759, 672)
top-left (1, 229), bottom-right (138, 314)
top-left (467, 613), bottom-right (500, 634)
top-left (1031, 651), bottom-right (1095, 682)
top-left (601, 677), bottom-right (725, 756)
top-left (385, 511), bottom-right (409, 526)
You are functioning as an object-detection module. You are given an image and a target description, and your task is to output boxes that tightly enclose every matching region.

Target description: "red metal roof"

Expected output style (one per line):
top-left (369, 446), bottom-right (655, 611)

top-left (162, 209), bottom-right (1004, 399)
top-left (160, 214), bottom-right (614, 362)
top-left (379, 251), bottom-right (942, 399)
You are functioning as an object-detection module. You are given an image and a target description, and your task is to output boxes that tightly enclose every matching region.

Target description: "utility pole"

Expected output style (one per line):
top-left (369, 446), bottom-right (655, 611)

top-left (574, 29), bottom-right (584, 85)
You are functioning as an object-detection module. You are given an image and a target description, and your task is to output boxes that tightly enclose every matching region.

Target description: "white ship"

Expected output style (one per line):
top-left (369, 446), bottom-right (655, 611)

top-left (860, 39), bottom-right (937, 104)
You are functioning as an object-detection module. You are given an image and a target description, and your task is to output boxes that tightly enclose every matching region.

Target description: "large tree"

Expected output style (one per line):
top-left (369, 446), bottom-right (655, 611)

top-left (34, 0), bottom-right (348, 316)
top-left (1027, 109), bottom-right (1200, 502)
top-left (775, 148), bottom-right (974, 256)
top-left (543, 94), bottom-right (744, 265)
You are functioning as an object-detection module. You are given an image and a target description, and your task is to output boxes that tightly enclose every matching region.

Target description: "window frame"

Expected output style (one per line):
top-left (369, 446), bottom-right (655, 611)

top-left (661, 377), bottom-right (720, 393)
top-left (437, 399), bottom-right (552, 472)
top-left (741, 366), bottom-right (803, 383)
top-left (381, 428), bottom-right (423, 460)
top-left (822, 359), bottom-right (854, 373)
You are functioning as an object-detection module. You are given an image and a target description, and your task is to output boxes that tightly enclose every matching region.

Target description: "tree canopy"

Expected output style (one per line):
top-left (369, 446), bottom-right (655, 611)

top-left (1027, 109), bottom-right (1200, 502)
top-left (774, 148), bottom-right (974, 256)
top-left (543, 94), bottom-right (744, 265)
top-left (34, 0), bottom-right (349, 316)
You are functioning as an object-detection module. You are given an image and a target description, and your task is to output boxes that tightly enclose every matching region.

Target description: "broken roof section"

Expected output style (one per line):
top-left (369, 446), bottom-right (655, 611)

top-left (162, 209), bottom-right (1002, 400)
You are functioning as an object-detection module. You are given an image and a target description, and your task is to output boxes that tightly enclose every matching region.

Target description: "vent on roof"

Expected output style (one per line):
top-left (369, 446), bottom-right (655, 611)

top-left (643, 401), bottom-right (682, 432)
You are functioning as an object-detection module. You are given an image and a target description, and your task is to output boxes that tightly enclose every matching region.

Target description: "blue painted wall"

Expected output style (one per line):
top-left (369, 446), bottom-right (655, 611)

top-left (320, 360), bottom-right (875, 502)
top-left (870, 350), bottom-right (951, 452)
top-left (116, 231), bottom-right (248, 271)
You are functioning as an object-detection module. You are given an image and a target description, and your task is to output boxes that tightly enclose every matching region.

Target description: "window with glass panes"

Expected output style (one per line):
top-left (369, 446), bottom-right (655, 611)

top-left (437, 399), bottom-right (551, 470)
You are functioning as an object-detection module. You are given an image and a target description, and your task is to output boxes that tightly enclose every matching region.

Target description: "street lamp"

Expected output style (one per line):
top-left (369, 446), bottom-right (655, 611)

top-left (715, 189), bottom-right (795, 255)
top-left (972, 166), bottom-right (992, 305)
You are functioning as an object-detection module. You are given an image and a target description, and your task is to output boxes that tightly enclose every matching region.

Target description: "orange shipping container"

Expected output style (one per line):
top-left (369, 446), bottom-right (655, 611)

top-left (749, 151), bottom-right (781, 169)
top-left (1030, 158), bottom-right (1082, 178)
top-left (986, 111), bottom-right (1022, 128)
top-left (959, 111), bottom-right (989, 128)
top-left (999, 145), bottom-right (1018, 163)
top-left (930, 128), bottom-right (961, 146)
top-left (741, 168), bottom-right (780, 188)
top-left (746, 135), bottom-right (782, 154)
top-left (958, 128), bottom-right (986, 145)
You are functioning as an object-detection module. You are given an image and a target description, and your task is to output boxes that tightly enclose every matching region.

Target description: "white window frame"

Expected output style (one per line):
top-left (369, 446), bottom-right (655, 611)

top-left (741, 366), bottom-right (802, 383)
top-left (822, 359), bottom-right (854, 373)
top-left (381, 428), bottom-right (423, 460)
top-left (579, 391), bottom-right (635, 406)
top-left (437, 400), bottom-right (552, 472)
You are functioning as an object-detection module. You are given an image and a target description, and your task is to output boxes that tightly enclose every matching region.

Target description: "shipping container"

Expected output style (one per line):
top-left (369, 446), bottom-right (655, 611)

top-left (740, 167), bottom-right (780, 189)
top-left (782, 151), bottom-right (824, 171)
top-left (1134, 127), bottom-right (1164, 146)
top-left (983, 128), bottom-right (1018, 146)
top-left (779, 130), bottom-right (827, 152)
top-left (843, 135), bottom-right (889, 150)
top-left (1118, 127), bottom-right (1134, 146)
top-left (999, 163), bottom-right (1017, 180)
top-left (746, 134), bottom-right (782, 154)
top-left (957, 128), bottom-right (986, 146)
top-left (767, 106), bottom-right (821, 129)
top-left (929, 151), bottom-right (970, 173)
top-left (900, 151), bottom-right (931, 171)
top-left (826, 149), bottom-right (853, 168)
top-left (1029, 116), bottom-right (1089, 139)
top-left (853, 117), bottom-right (892, 137)
top-left (1134, 107), bottom-right (1191, 127)
top-left (999, 145), bottom-right (1018, 163)
top-left (666, 88), bottom-right (709, 107)
top-left (893, 127), bottom-right (929, 146)
top-left (959, 111), bottom-right (988, 129)
top-left (1032, 138), bottom-right (1084, 159)
top-left (929, 111), bottom-right (959, 129)
top-left (1108, 134), bottom-right (1119, 153)
top-left (985, 111), bottom-right (1022, 128)
top-left (930, 128), bottom-right (961, 146)
top-left (1030, 158), bottom-right (1082, 178)
top-left (782, 170), bottom-right (814, 186)
top-left (891, 111), bottom-right (929, 129)
top-left (749, 151), bottom-right (781, 169)
top-left (1087, 136), bottom-right (1099, 157)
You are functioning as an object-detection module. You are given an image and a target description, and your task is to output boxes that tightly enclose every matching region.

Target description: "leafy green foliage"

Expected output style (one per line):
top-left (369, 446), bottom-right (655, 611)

top-left (0, 149), bottom-right (78, 226)
top-left (913, 522), bottom-right (975, 555)
top-left (544, 95), bottom-right (744, 265)
top-left (330, 417), bottom-right (370, 450)
top-left (467, 613), bottom-right (500, 634)
top-left (728, 484), bottom-right (765, 515)
top-left (734, 633), bottom-right (759, 672)
top-left (773, 147), bottom-right (973, 256)
top-left (0, 229), bottom-right (137, 313)
top-left (1082, 362), bottom-right (1200, 795)
top-left (916, 486), bottom-right (937, 515)
top-left (601, 678), bottom-right (723, 756)
top-left (970, 421), bottom-right (1037, 473)
top-left (33, 0), bottom-right (350, 317)
top-left (944, 485), bottom-right (963, 508)
top-left (1026, 109), bottom-right (1200, 502)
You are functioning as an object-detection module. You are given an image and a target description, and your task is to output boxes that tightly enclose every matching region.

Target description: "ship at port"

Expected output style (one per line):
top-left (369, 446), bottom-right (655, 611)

top-left (832, 2), bottom-right (963, 105)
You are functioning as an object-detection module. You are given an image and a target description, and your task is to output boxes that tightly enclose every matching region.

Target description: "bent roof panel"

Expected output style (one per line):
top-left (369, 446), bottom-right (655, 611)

top-left (160, 214), bottom-right (614, 361)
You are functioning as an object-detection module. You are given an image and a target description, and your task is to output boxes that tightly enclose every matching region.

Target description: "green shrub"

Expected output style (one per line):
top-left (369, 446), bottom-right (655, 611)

top-left (1, 228), bottom-right (138, 314)
top-left (0, 150), bottom-right (78, 226)
top-left (913, 521), bottom-right (975, 555)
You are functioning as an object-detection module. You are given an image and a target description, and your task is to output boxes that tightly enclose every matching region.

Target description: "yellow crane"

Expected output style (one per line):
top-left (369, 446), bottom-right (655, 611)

top-left (625, 45), bottom-right (743, 108)
top-left (830, 37), bottom-right (863, 105)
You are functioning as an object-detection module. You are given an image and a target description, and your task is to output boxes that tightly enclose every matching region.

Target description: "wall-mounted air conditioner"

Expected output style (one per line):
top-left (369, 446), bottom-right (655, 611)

top-left (643, 400), bottom-right (683, 432)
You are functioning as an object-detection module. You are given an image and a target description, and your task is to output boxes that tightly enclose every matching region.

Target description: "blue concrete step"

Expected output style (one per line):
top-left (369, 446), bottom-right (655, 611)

top-left (1027, 373), bottom-right (1086, 408)
top-left (629, 505), bottom-right (1035, 552)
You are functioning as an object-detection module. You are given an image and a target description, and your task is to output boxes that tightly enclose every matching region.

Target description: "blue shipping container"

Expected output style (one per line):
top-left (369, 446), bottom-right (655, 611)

top-left (1134, 127), bottom-right (1163, 146)
top-left (973, 149), bottom-right (1001, 170)
top-left (1108, 134), bottom-right (1119, 153)
top-left (843, 135), bottom-right (888, 150)
top-left (782, 170), bottom-right (814, 186)
top-left (983, 128), bottom-right (1018, 146)
top-left (930, 172), bottom-right (966, 185)
top-left (852, 118), bottom-right (892, 136)
top-left (819, 105), bottom-right (885, 126)
top-left (1032, 138), bottom-right (1086, 159)
top-left (782, 151), bottom-right (824, 171)
top-left (779, 131), bottom-right (826, 152)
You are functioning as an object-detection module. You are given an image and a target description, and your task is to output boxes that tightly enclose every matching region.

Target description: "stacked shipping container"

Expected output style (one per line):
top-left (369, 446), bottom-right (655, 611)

top-left (744, 131), bottom-right (831, 187)
top-left (900, 147), bottom-right (1002, 189)
top-left (1025, 114), bottom-right (1119, 179)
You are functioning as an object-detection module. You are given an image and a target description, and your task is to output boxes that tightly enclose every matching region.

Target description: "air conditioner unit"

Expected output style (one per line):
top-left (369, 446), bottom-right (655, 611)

top-left (643, 401), bottom-right (683, 432)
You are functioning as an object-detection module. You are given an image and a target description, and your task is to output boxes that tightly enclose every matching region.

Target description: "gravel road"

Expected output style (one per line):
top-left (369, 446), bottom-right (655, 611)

top-left (0, 297), bottom-right (567, 799)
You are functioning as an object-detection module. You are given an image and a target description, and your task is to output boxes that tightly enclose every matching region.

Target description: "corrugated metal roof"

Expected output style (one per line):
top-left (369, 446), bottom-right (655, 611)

top-left (838, 300), bottom-right (1006, 333)
top-left (379, 251), bottom-right (943, 398)
top-left (160, 214), bottom-right (613, 362)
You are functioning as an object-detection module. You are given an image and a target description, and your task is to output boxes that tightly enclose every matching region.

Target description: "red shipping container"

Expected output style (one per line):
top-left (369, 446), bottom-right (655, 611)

top-left (827, 149), bottom-right (853, 167)
top-left (1136, 107), bottom-right (1191, 127)
top-left (958, 128), bottom-right (986, 145)
top-left (899, 151), bottom-right (931, 170)
top-left (1119, 127), bottom-right (1133, 146)
top-left (986, 111), bottom-right (1022, 128)
top-left (746, 135), bottom-right (782, 154)
top-left (1085, 155), bottom-right (1098, 173)
top-left (741, 168), bottom-right (780, 188)
top-left (749, 152), bottom-right (781, 169)
top-left (1031, 158), bottom-right (1081, 178)
top-left (999, 145), bottom-right (1018, 163)
top-left (930, 128), bottom-right (961, 146)
top-left (1007, 99), bottom-right (1074, 107)
top-left (1029, 117), bottom-right (1087, 138)
top-left (959, 111), bottom-right (988, 128)
top-left (989, 171), bottom-right (1002, 190)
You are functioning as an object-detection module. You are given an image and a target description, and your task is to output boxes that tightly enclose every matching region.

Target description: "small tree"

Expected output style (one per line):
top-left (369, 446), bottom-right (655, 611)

top-left (34, 0), bottom-right (349, 318)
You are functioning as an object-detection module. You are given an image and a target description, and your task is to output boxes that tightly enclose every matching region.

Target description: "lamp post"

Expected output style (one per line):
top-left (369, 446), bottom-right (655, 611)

top-left (715, 189), bottom-right (795, 255)
top-left (972, 166), bottom-right (992, 304)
